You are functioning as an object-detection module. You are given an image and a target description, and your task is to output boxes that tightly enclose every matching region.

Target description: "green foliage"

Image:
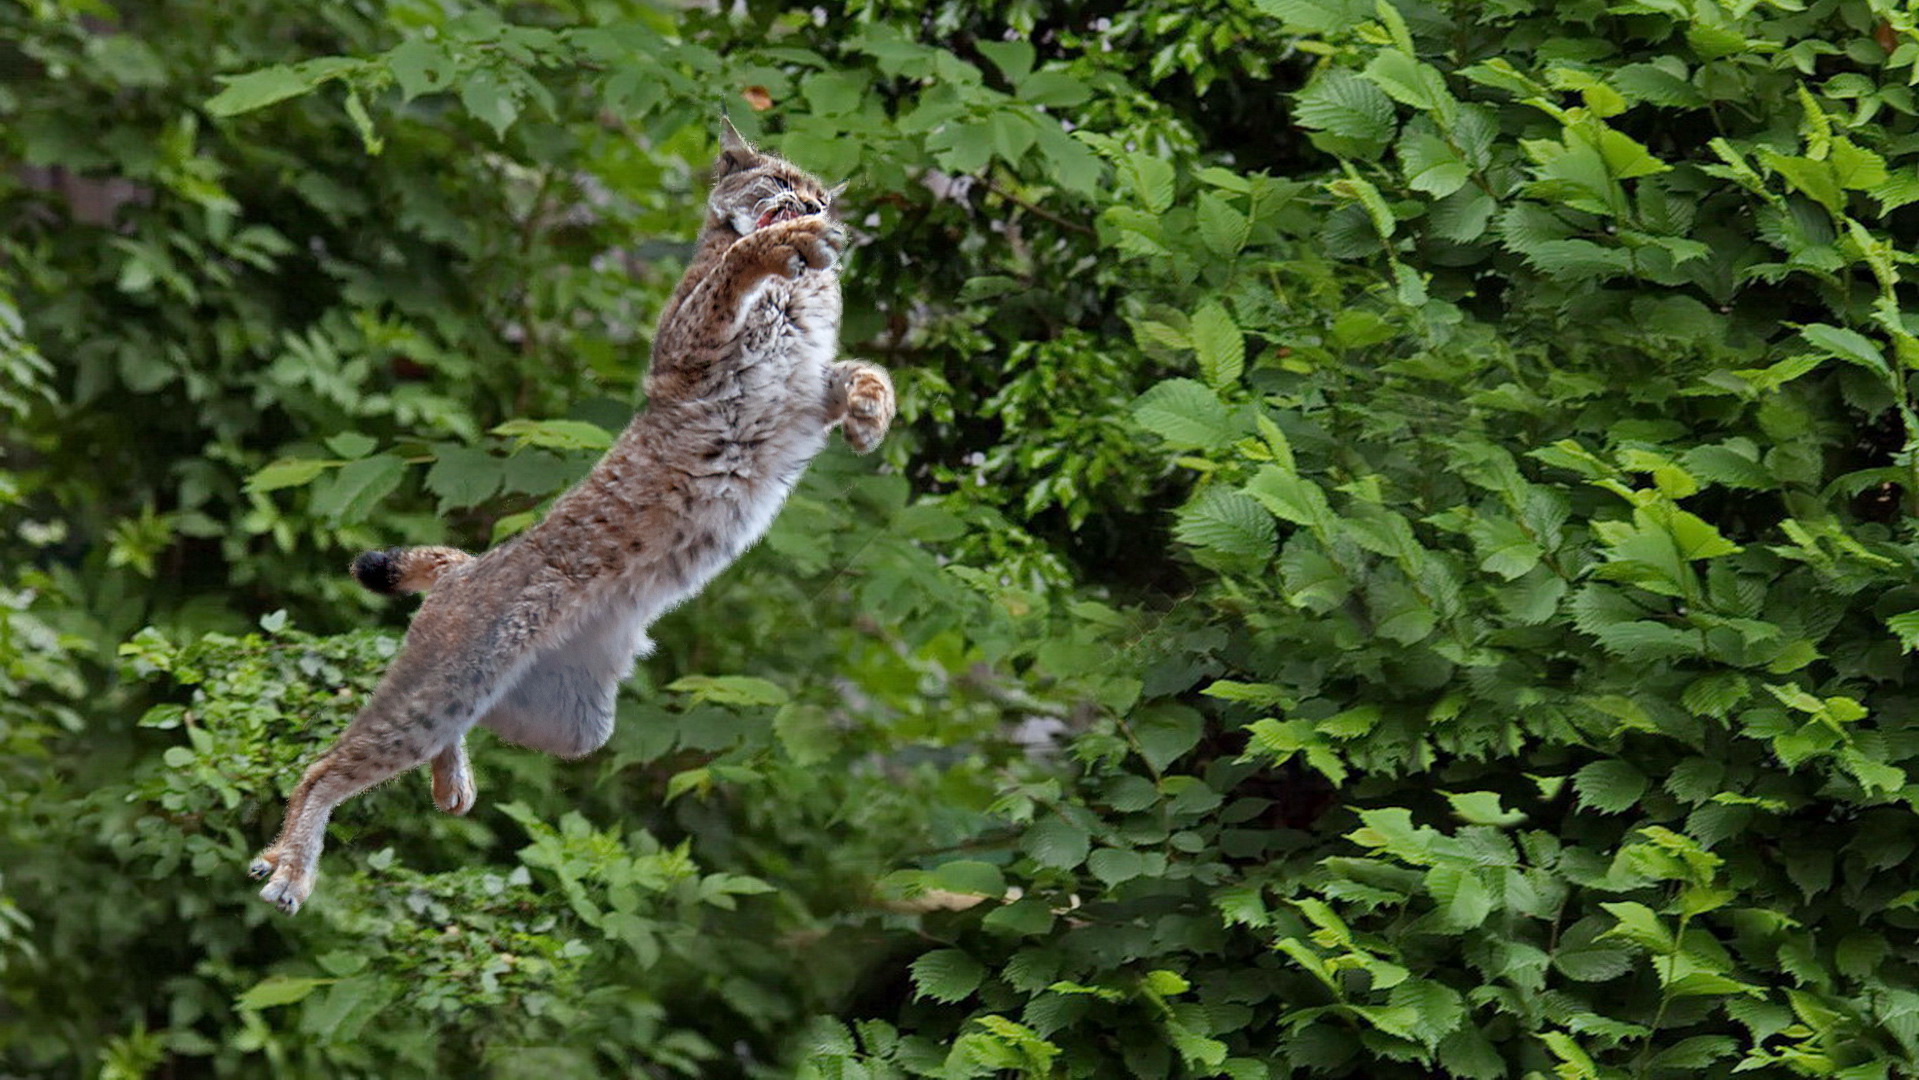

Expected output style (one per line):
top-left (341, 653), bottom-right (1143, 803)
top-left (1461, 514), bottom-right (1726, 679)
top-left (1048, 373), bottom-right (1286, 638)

top-left (12, 0), bottom-right (1919, 1076)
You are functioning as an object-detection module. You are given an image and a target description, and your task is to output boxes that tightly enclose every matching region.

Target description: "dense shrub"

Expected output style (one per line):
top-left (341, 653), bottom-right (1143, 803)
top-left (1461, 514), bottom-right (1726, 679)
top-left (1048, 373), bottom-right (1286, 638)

top-left (7, 0), bottom-right (1919, 1076)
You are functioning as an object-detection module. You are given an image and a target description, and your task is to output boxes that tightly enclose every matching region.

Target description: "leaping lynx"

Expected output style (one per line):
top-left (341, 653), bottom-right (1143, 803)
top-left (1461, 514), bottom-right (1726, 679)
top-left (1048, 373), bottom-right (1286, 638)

top-left (249, 120), bottom-right (895, 915)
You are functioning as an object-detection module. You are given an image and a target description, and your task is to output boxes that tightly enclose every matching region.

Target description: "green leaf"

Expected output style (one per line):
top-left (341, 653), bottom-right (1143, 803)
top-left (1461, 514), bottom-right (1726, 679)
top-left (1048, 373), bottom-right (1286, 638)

top-left (909, 949), bottom-right (985, 1003)
top-left (1574, 760), bottom-right (1649, 814)
top-left (385, 38), bottom-right (454, 102)
top-left (1197, 192), bottom-right (1250, 257)
top-left (1133, 706), bottom-right (1204, 773)
top-left (1363, 50), bottom-right (1453, 115)
top-left (207, 66), bottom-right (322, 117)
top-left (1190, 301), bottom-right (1245, 388)
top-left (492, 418), bottom-right (616, 451)
top-left (236, 975), bottom-right (334, 1011)
top-left (1024, 817), bottom-right (1091, 869)
top-left (1132, 378), bottom-right (1231, 450)
top-left (1799, 323), bottom-right (1889, 375)
top-left (1086, 847), bottom-right (1147, 887)
top-left (1599, 901), bottom-right (1674, 953)
top-left (1426, 865), bottom-right (1493, 929)
top-left (460, 71), bottom-right (522, 139)
top-left (324, 432), bottom-right (376, 460)
top-left (976, 40), bottom-right (1035, 83)
top-left (308, 454), bottom-right (405, 524)
top-left (982, 897), bottom-right (1055, 936)
top-left (1125, 153), bottom-right (1175, 214)
top-left (1553, 919), bottom-right (1637, 982)
top-left (424, 445), bottom-right (504, 511)
top-left (1294, 70), bottom-right (1395, 153)
top-left (247, 457), bottom-right (332, 494)
top-left (927, 860), bottom-right (1005, 898)
top-left (1888, 611), bottom-right (1919, 653)
top-left (666, 675), bottom-right (789, 707)
top-left (1175, 490), bottom-right (1276, 559)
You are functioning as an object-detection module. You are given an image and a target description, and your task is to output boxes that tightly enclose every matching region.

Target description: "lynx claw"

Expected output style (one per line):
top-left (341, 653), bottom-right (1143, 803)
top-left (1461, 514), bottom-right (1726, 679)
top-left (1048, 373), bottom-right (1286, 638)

top-left (246, 857), bottom-right (274, 880)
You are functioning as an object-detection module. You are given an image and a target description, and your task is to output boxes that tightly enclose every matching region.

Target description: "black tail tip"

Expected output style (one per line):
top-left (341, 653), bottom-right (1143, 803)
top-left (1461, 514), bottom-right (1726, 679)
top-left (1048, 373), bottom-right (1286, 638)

top-left (350, 549), bottom-right (401, 595)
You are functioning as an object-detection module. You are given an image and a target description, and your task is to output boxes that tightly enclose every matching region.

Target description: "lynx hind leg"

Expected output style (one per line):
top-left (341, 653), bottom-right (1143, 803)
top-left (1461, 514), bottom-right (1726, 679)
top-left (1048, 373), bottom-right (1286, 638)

top-left (254, 734), bottom-right (438, 915)
top-left (351, 545), bottom-right (473, 595)
top-left (828, 360), bottom-right (894, 453)
top-left (431, 738), bottom-right (477, 815)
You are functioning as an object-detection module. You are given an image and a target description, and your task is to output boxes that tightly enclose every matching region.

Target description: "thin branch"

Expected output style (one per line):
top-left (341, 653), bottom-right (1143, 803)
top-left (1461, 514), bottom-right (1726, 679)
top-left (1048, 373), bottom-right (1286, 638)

top-left (978, 174), bottom-right (1095, 236)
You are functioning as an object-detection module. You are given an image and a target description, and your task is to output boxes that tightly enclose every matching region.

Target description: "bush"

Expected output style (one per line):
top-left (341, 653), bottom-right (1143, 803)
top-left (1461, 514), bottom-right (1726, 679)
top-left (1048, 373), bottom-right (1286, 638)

top-left (8, 0), bottom-right (1919, 1076)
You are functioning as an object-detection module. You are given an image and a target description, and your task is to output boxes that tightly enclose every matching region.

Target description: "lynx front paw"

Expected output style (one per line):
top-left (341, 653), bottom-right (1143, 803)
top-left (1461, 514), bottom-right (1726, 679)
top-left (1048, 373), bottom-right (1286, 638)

top-left (755, 217), bottom-right (844, 279)
top-left (841, 364), bottom-right (895, 454)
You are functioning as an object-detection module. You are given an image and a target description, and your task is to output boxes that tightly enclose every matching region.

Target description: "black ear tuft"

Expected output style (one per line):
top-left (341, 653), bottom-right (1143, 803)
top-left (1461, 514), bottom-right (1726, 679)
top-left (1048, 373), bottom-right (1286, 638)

top-left (350, 549), bottom-right (402, 595)
top-left (714, 115), bottom-right (761, 179)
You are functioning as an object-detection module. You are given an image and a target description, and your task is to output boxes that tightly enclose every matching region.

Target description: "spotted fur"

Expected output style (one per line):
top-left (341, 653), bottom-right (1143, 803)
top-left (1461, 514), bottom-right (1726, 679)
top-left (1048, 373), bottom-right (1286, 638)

top-left (250, 120), bottom-right (896, 914)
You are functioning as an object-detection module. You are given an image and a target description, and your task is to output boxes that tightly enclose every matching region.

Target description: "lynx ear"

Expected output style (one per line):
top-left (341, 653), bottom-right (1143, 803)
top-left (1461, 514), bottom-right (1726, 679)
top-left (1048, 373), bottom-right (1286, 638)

top-left (715, 115), bottom-right (760, 179)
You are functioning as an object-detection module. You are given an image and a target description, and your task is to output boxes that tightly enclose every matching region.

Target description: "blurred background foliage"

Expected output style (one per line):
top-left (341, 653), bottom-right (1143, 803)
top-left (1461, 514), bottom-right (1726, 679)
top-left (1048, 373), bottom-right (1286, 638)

top-left (8, 0), bottom-right (1919, 1076)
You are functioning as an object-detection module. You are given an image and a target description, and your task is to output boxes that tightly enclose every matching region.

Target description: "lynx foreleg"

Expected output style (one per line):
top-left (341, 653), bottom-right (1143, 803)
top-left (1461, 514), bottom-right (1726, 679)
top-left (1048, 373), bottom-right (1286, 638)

top-left (824, 360), bottom-right (895, 453)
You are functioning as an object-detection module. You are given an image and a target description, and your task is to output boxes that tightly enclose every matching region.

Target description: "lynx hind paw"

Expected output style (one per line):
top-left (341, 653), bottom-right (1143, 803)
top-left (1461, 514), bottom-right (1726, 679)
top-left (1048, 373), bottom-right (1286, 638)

top-left (258, 866), bottom-right (313, 916)
top-left (432, 758), bottom-right (477, 816)
top-left (842, 366), bottom-right (896, 454)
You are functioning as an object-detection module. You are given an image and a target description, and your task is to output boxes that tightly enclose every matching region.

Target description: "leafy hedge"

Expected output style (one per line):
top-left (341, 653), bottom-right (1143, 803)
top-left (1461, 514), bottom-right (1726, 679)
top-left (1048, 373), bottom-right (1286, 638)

top-left (7, 0), bottom-right (1919, 1076)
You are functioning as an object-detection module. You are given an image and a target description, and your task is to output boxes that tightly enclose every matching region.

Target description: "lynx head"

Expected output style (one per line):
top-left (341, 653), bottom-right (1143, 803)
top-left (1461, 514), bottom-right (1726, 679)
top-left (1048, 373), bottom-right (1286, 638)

top-left (708, 117), bottom-right (845, 237)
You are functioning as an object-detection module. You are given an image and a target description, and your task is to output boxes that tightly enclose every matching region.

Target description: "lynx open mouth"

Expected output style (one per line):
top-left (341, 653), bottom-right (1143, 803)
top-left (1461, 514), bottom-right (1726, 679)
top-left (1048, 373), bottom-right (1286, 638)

top-left (754, 206), bottom-right (803, 230)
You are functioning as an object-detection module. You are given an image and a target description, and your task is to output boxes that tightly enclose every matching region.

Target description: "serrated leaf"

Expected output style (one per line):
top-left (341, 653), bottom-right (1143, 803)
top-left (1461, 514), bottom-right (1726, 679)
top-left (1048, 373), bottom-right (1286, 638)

top-left (1573, 759), bottom-right (1648, 813)
top-left (309, 454), bottom-right (405, 524)
top-left (1023, 817), bottom-right (1090, 869)
top-left (1799, 323), bottom-right (1889, 375)
top-left (910, 948), bottom-right (984, 1003)
top-left (425, 445), bottom-right (504, 511)
top-left (1086, 847), bottom-right (1146, 887)
top-left (1188, 302), bottom-right (1245, 389)
top-left (1294, 70), bottom-right (1395, 152)
top-left (1197, 193), bottom-right (1250, 257)
top-left (1126, 153), bottom-right (1175, 214)
top-left (1133, 378), bottom-right (1231, 450)
top-left (1426, 865), bottom-right (1493, 929)
top-left (1600, 900), bottom-right (1673, 953)
top-left (1175, 489), bottom-right (1276, 560)
top-left (1552, 916), bottom-right (1637, 982)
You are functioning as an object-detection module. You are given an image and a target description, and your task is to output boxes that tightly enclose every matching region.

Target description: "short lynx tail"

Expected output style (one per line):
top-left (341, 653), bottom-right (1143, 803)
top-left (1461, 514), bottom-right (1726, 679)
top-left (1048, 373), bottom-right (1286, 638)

top-left (349, 546), bottom-right (472, 595)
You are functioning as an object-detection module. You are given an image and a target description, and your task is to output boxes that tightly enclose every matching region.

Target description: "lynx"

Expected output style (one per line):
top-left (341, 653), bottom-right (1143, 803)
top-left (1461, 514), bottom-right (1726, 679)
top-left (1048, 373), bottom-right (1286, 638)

top-left (249, 120), bottom-right (895, 914)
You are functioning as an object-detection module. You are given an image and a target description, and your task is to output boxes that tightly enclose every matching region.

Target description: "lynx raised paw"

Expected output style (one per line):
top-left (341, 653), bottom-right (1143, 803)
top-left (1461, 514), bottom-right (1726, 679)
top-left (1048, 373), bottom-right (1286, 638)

top-left (838, 363), bottom-right (895, 453)
top-left (754, 216), bottom-right (844, 279)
